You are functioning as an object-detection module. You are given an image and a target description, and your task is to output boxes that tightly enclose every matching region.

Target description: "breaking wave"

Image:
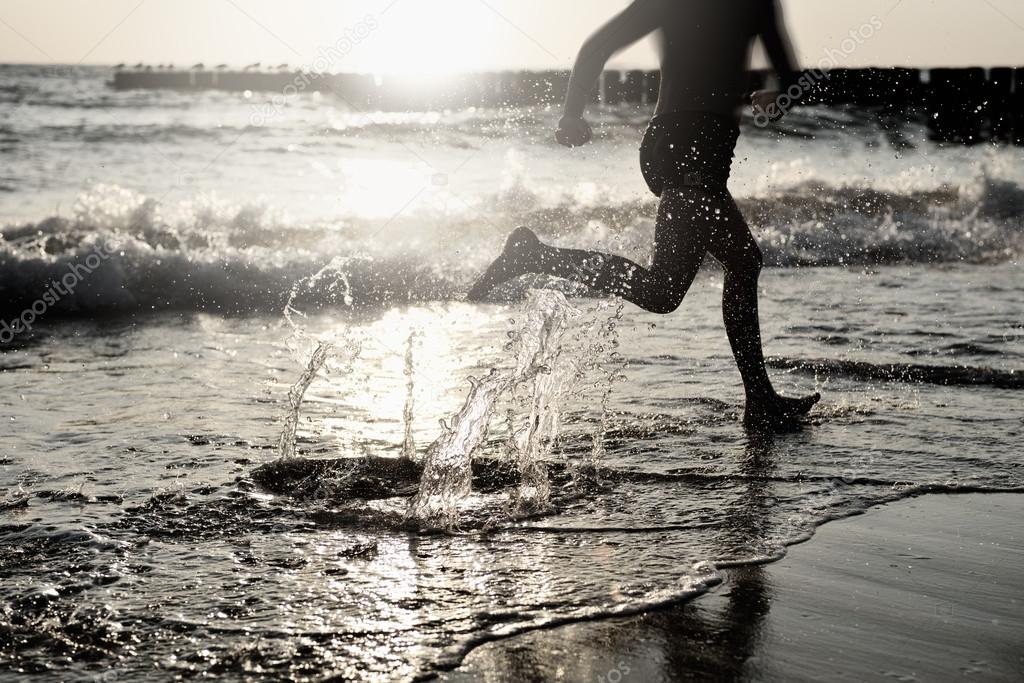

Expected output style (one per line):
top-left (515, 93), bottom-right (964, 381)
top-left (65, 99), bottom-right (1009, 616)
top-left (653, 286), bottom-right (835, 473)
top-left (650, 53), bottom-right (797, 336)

top-left (1, 174), bottom-right (1021, 318)
top-left (768, 356), bottom-right (1023, 390)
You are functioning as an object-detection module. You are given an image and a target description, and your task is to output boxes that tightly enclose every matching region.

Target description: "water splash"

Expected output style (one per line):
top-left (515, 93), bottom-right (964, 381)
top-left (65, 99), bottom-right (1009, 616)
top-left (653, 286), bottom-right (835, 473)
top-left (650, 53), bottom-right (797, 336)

top-left (408, 371), bottom-right (506, 529)
top-left (277, 258), bottom-right (362, 461)
top-left (277, 342), bottom-right (331, 461)
top-left (277, 283), bottom-right (596, 524)
top-left (283, 257), bottom-right (356, 336)
top-left (587, 301), bottom-right (628, 468)
top-left (507, 292), bottom-right (577, 515)
top-left (408, 290), bottom-right (579, 529)
top-left (400, 329), bottom-right (421, 462)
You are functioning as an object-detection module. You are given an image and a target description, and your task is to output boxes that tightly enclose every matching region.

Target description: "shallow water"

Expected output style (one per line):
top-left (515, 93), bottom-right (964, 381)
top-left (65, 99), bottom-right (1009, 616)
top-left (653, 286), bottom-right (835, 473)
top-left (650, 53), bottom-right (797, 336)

top-left (2, 64), bottom-right (1023, 680)
top-left (3, 263), bottom-right (1022, 679)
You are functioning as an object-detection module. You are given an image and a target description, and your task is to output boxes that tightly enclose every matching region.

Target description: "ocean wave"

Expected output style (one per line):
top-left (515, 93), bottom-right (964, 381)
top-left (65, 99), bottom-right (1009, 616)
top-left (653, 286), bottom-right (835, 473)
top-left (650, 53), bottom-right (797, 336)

top-left (767, 356), bottom-right (1023, 389)
top-left (0, 176), bottom-right (1020, 319)
top-left (33, 122), bottom-right (237, 144)
top-left (748, 174), bottom-right (1024, 266)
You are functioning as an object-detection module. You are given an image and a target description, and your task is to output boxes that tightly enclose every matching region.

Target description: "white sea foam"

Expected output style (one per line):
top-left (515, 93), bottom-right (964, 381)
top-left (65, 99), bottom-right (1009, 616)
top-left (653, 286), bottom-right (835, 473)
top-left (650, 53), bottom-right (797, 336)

top-left (1, 174), bottom-right (1020, 321)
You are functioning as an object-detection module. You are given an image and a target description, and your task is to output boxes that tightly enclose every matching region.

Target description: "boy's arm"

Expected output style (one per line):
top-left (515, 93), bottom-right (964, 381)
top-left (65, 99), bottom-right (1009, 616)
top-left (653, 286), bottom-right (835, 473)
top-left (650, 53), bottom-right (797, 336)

top-left (561, 0), bottom-right (664, 121)
top-left (759, 0), bottom-right (801, 92)
top-left (752, 0), bottom-right (804, 121)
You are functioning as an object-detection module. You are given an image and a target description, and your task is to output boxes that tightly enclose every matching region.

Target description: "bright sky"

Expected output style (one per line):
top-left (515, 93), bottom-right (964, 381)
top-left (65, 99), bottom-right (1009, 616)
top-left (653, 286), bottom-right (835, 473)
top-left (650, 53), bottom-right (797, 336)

top-left (0, 0), bottom-right (1021, 71)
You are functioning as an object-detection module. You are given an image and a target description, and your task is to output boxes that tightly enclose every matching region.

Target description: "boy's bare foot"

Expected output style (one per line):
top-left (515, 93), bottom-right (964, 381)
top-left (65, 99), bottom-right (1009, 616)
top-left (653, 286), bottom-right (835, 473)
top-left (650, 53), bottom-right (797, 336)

top-left (466, 227), bottom-right (541, 301)
top-left (743, 392), bottom-right (821, 432)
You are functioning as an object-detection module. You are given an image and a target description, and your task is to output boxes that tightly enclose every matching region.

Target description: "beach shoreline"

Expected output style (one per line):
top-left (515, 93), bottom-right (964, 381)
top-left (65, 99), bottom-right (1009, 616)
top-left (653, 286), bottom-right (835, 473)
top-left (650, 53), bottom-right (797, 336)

top-left (440, 493), bottom-right (1024, 682)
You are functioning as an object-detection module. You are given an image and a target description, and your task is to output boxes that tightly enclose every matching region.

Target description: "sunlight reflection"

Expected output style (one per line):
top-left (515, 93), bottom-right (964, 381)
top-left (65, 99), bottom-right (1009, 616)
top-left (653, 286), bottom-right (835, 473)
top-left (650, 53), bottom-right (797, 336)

top-left (317, 304), bottom-right (502, 458)
top-left (333, 159), bottom-right (434, 220)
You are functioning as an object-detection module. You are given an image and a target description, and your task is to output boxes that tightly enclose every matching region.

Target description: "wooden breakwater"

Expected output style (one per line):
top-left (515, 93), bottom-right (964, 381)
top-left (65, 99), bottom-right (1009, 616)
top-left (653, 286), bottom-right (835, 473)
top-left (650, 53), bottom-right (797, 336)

top-left (111, 67), bottom-right (1024, 144)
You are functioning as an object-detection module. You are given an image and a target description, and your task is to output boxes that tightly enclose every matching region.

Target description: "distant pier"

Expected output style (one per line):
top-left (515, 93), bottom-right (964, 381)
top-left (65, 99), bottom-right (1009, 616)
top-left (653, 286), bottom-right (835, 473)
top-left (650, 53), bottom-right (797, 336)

top-left (111, 67), bottom-right (1024, 145)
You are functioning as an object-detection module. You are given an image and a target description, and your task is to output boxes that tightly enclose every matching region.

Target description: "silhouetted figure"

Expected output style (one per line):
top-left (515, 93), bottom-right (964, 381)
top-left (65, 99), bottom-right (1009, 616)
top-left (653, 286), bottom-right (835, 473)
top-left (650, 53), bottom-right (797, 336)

top-left (468, 0), bottom-right (819, 430)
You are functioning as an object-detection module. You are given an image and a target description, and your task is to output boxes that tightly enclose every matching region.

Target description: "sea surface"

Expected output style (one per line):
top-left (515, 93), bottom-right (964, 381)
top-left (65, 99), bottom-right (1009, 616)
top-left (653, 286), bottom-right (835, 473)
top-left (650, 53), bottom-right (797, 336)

top-left (1, 64), bottom-right (1023, 681)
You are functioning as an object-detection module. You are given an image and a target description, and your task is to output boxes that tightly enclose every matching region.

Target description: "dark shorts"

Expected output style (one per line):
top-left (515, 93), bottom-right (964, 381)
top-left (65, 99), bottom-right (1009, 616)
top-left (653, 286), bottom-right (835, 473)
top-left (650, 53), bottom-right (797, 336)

top-left (640, 111), bottom-right (740, 197)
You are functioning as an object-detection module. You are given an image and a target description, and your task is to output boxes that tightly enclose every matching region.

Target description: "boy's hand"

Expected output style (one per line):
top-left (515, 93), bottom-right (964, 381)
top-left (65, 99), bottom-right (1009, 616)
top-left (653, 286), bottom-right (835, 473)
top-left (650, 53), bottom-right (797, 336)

top-left (751, 90), bottom-right (786, 123)
top-left (556, 116), bottom-right (593, 147)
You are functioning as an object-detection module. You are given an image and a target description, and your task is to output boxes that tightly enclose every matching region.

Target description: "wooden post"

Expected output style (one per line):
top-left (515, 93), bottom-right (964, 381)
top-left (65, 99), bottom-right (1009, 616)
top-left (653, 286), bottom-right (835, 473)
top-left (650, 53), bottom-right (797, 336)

top-left (623, 70), bottom-right (645, 105)
top-left (643, 71), bottom-right (660, 106)
top-left (928, 67), bottom-right (986, 144)
top-left (602, 70), bottom-right (622, 105)
top-left (1013, 68), bottom-right (1024, 145)
top-left (989, 67), bottom-right (1014, 142)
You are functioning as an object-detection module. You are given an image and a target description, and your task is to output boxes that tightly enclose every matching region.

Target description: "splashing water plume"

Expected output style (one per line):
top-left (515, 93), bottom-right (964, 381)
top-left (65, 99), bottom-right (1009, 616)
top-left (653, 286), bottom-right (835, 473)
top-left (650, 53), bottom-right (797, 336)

top-left (507, 293), bottom-right (578, 515)
top-left (277, 258), bottom-right (362, 460)
top-left (278, 342), bottom-right (331, 461)
top-left (401, 329), bottom-right (421, 462)
top-left (588, 302), bottom-right (628, 468)
top-left (407, 373), bottom-right (505, 529)
top-left (409, 290), bottom-right (580, 528)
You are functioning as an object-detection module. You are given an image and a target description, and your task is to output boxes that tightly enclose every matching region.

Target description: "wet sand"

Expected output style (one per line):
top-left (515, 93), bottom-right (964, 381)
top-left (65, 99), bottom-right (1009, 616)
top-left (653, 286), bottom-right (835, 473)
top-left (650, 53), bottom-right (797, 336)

top-left (440, 494), bottom-right (1024, 682)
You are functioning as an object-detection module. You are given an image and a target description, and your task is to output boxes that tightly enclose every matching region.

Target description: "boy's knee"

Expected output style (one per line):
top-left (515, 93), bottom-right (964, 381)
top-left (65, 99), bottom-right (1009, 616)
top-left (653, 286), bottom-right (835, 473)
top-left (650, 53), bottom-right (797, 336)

top-left (650, 302), bottom-right (678, 315)
top-left (750, 250), bottom-right (764, 278)
top-left (745, 243), bottom-right (764, 273)
top-left (649, 291), bottom-right (684, 315)
top-left (726, 245), bottom-right (763, 281)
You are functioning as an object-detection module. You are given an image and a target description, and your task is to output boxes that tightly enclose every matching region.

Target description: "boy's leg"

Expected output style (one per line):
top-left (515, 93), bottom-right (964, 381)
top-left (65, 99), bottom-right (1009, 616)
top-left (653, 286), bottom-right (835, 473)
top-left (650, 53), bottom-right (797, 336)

top-left (468, 189), bottom-right (714, 314)
top-left (704, 193), bottom-right (819, 424)
top-left (702, 192), bottom-right (772, 398)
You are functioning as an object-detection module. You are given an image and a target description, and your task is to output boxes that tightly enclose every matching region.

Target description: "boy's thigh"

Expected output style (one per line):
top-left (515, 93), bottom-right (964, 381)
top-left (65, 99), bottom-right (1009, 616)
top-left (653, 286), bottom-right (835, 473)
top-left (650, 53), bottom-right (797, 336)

top-left (651, 187), bottom-right (719, 274)
top-left (703, 193), bottom-right (762, 272)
